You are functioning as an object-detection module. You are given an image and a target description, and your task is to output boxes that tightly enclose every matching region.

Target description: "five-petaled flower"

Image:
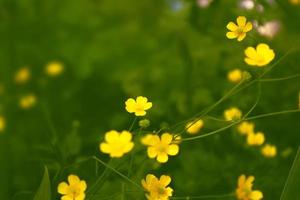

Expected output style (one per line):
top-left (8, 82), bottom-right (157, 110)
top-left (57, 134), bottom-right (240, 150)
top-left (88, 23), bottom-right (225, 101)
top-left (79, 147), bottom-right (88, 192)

top-left (57, 174), bottom-right (87, 200)
top-left (142, 174), bottom-right (173, 200)
top-left (143, 133), bottom-right (179, 163)
top-left (186, 119), bottom-right (204, 134)
top-left (261, 144), bottom-right (277, 157)
top-left (244, 43), bottom-right (275, 67)
top-left (236, 175), bottom-right (263, 200)
top-left (226, 16), bottom-right (253, 41)
top-left (125, 96), bottom-right (152, 116)
top-left (100, 130), bottom-right (134, 158)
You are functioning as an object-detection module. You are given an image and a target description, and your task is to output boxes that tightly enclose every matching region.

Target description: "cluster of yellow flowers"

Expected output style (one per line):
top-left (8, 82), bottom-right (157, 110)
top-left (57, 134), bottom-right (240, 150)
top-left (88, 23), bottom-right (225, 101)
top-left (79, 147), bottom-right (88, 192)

top-left (238, 121), bottom-right (277, 158)
top-left (236, 175), bottom-right (263, 200)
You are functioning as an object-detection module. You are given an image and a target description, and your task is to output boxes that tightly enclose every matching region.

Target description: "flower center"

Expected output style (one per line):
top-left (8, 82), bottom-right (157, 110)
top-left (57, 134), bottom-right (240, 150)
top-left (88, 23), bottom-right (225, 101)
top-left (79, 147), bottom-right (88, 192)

top-left (157, 143), bottom-right (167, 153)
top-left (69, 186), bottom-right (80, 198)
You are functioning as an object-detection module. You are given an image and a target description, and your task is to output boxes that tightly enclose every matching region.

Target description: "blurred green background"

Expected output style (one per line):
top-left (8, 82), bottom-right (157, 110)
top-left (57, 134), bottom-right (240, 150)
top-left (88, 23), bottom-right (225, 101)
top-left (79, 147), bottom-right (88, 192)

top-left (0, 0), bottom-right (300, 199)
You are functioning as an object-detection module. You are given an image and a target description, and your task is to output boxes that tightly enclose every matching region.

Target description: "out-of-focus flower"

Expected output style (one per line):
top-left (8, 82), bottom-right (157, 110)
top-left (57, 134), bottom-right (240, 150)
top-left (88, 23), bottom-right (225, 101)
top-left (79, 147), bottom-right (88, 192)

top-left (45, 61), bottom-right (64, 77)
top-left (0, 116), bottom-right (6, 132)
top-left (224, 107), bottom-right (242, 121)
top-left (236, 175), bottom-right (263, 200)
top-left (226, 16), bottom-right (252, 41)
top-left (143, 133), bottom-right (179, 163)
top-left (185, 119), bottom-right (204, 134)
top-left (15, 67), bottom-right (31, 84)
top-left (197, 0), bottom-right (213, 8)
top-left (139, 119), bottom-right (150, 128)
top-left (244, 43), bottom-right (275, 67)
top-left (227, 69), bottom-right (243, 83)
top-left (237, 121), bottom-right (254, 135)
top-left (57, 174), bottom-right (87, 200)
top-left (19, 94), bottom-right (36, 109)
top-left (100, 130), bottom-right (134, 158)
top-left (247, 132), bottom-right (265, 146)
top-left (289, 0), bottom-right (300, 5)
top-left (125, 96), bottom-right (152, 116)
top-left (261, 144), bottom-right (277, 157)
top-left (239, 0), bottom-right (255, 10)
top-left (142, 174), bottom-right (173, 200)
top-left (257, 20), bottom-right (281, 39)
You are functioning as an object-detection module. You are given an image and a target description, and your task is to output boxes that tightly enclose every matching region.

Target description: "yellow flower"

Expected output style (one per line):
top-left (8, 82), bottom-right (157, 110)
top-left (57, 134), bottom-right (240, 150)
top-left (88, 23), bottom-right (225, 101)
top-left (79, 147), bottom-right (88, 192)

top-left (100, 130), bottom-right (134, 158)
top-left (236, 175), bottom-right (263, 200)
top-left (237, 121), bottom-right (254, 135)
top-left (226, 16), bottom-right (252, 41)
top-left (0, 116), bottom-right (6, 132)
top-left (290, 0), bottom-right (300, 5)
top-left (247, 132), bottom-right (265, 146)
top-left (57, 174), bottom-right (87, 200)
top-left (227, 69), bottom-right (243, 83)
top-left (224, 107), bottom-right (242, 121)
top-left (144, 133), bottom-right (179, 163)
top-left (125, 96), bottom-right (152, 116)
top-left (261, 144), bottom-right (277, 158)
top-left (46, 61), bottom-right (64, 76)
top-left (15, 67), bottom-right (31, 84)
top-left (244, 43), bottom-right (275, 67)
top-left (19, 94), bottom-right (36, 109)
top-left (186, 119), bottom-right (204, 134)
top-left (141, 174), bottom-right (173, 200)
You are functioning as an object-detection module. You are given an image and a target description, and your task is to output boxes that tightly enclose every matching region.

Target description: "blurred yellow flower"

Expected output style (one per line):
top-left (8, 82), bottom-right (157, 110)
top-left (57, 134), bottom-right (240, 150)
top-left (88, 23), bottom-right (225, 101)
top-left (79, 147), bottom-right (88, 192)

top-left (100, 130), bottom-right (134, 158)
top-left (0, 116), bottom-right (6, 132)
top-left (19, 94), bottom-right (36, 109)
top-left (236, 175), bottom-right (263, 200)
top-left (58, 174), bottom-right (87, 200)
top-left (141, 174), bottom-right (173, 200)
top-left (186, 119), bottom-right (204, 134)
top-left (244, 43), bottom-right (275, 67)
top-left (290, 0), bottom-right (300, 5)
top-left (224, 107), bottom-right (242, 121)
top-left (226, 16), bottom-right (252, 41)
top-left (227, 69), bottom-right (242, 83)
top-left (45, 61), bottom-right (64, 76)
top-left (261, 144), bottom-right (277, 158)
top-left (247, 132), bottom-right (265, 146)
top-left (125, 96), bottom-right (152, 116)
top-left (15, 67), bottom-right (31, 84)
top-left (237, 121), bottom-right (254, 135)
top-left (144, 133), bottom-right (179, 163)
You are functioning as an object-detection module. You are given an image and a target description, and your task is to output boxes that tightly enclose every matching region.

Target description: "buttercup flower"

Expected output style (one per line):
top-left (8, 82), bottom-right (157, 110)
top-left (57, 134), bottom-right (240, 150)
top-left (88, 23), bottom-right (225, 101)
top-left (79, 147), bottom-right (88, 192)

top-left (15, 67), bottom-right (31, 84)
top-left (227, 69), bottom-right (243, 83)
top-left (244, 43), bottom-right (275, 67)
top-left (142, 174), bottom-right (173, 200)
top-left (186, 119), bottom-right (204, 134)
top-left (224, 107), bottom-right (242, 121)
top-left (57, 174), bottom-right (87, 200)
top-left (290, 0), bottom-right (300, 5)
top-left (261, 144), bottom-right (277, 157)
top-left (238, 121), bottom-right (254, 135)
top-left (100, 130), bottom-right (134, 158)
top-left (46, 61), bottom-right (64, 76)
top-left (0, 116), bottom-right (5, 132)
top-left (247, 132), bottom-right (265, 146)
top-left (143, 133), bottom-right (179, 163)
top-left (125, 96), bottom-right (152, 116)
top-left (19, 94), bottom-right (36, 109)
top-left (236, 175), bottom-right (263, 200)
top-left (226, 16), bottom-right (253, 41)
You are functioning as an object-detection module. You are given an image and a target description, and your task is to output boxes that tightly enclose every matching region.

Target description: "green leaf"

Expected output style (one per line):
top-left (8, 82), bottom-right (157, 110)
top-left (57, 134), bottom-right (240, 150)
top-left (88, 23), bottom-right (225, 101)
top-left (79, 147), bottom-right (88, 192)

top-left (33, 167), bottom-right (51, 200)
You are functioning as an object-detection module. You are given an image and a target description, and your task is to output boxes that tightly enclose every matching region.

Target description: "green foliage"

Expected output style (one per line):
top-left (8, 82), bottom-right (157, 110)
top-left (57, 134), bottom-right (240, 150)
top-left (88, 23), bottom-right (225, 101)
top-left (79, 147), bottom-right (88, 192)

top-left (33, 167), bottom-right (51, 200)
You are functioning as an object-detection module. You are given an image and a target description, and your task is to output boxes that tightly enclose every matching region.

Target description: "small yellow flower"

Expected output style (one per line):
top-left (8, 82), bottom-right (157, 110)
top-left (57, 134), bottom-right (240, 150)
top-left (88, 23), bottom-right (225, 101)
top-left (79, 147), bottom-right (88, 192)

top-left (244, 43), bottom-right (275, 67)
top-left (290, 0), bottom-right (300, 5)
top-left (237, 121), bottom-right (254, 135)
top-left (45, 61), bottom-right (64, 76)
top-left (19, 94), bottom-right (36, 109)
top-left (57, 174), bottom-right (87, 200)
top-left (261, 144), bottom-right (277, 158)
top-left (141, 174), bottom-right (173, 200)
top-left (143, 133), bottom-right (179, 163)
top-left (185, 119), bottom-right (204, 134)
top-left (236, 175), bottom-right (263, 200)
top-left (0, 116), bottom-right (6, 132)
top-left (224, 107), bottom-right (242, 121)
top-left (15, 67), bottom-right (31, 84)
top-left (100, 130), bottom-right (134, 158)
top-left (227, 69), bottom-right (243, 83)
top-left (226, 16), bottom-right (252, 41)
top-left (125, 96), bottom-right (152, 116)
top-left (247, 132), bottom-right (265, 146)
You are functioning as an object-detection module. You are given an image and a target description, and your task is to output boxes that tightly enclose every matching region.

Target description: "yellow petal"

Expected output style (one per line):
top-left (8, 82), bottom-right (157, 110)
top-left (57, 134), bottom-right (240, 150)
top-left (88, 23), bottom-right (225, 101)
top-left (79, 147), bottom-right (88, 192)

top-left (68, 175), bottom-right (80, 185)
top-left (136, 96), bottom-right (148, 104)
top-left (237, 33), bottom-right (246, 41)
top-left (159, 175), bottom-right (171, 186)
top-left (157, 153), bottom-right (168, 163)
top-left (245, 47), bottom-right (257, 59)
top-left (161, 133), bottom-right (173, 144)
top-left (144, 102), bottom-right (152, 110)
top-left (80, 180), bottom-right (87, 191)
top-left (256, 43), bottom-right (270, 52)
top-left (226, 22), bottom-right (238, 31)
top-left (123, 142), bottom-right (134, 153)
top-left (238, 175), bottom-right (246, 187)
top-left (125, 98), bottom-right (136, 113)
top-left (75, 193), bottom-right (86, 200)
top-left (147, 146), bottom-right (158, 158)
top-left (245, 58), bottom-right (257, 66)
top-left (167, 144), bottom-right (179, 156)
top-left (62, 196), bottom-right (73, 200)
top-left (226, 31), bottom-right (238, 39)
top-left (120, 131), bottom-right (132, 142)
top-left (250, 190), bottom-right (263, 200)
top-left (57, 182), bottom-right (69, 194)
top-left (135, 110), bottom-right (146, 116)
top-left (244, 22), bottom-right (253, 32)
top-left (105, 130), bottom-right (119, 143)
top-left (100, 143), bottom-right (110, 153)
top-left (237, 16), bottom-right (246, 27)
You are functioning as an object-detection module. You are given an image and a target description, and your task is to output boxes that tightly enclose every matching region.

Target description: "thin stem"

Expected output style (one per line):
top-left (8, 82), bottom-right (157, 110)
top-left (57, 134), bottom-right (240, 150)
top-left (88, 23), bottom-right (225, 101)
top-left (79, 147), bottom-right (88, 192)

top-left (171, 193), bottom-right (235, 199)
top-left (260, 73), bottom-right (300, 82)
